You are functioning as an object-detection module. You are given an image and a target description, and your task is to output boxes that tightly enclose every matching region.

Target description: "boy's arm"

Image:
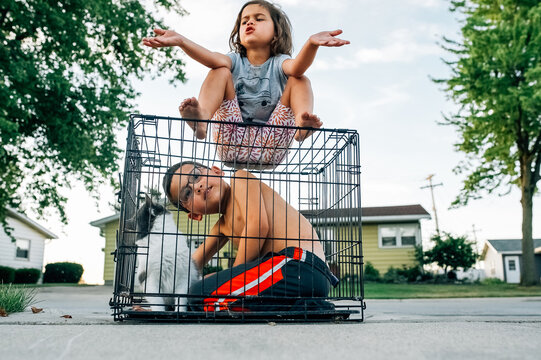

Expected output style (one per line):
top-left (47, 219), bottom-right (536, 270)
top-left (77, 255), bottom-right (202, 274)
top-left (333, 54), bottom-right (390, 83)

top-left (142, 29), bottom-right (232, 69)
top-left (282, 29), bottom-right (349, 78)
top-left (192, 220), bottom-right (229, 270)
top-left (232, 171), bottom-right (269, 267)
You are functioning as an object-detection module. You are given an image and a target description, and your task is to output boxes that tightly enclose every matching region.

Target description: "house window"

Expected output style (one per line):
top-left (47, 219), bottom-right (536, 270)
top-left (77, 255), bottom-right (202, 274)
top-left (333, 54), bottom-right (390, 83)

top-left (16, 239), bottom-right (30, 260)
top-left (508, 259), bottom-right (516, 271)
top-left (401, 227), bottom-right (417, 246)
top-left (380, 227), bottom-right (397, 247)
top-left (378, 225), bottom-right (419, 248)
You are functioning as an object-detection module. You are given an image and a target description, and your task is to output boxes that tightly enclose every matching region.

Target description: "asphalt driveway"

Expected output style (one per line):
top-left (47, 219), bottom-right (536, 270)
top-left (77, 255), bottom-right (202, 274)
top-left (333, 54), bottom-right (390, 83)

top-left (1, 286), bottom-right (540, 359)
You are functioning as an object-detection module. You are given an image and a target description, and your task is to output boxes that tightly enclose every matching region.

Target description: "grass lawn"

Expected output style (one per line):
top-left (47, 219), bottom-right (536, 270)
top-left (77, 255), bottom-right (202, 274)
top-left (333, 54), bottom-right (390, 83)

top-left (364, 282), bottom-right (541, 299)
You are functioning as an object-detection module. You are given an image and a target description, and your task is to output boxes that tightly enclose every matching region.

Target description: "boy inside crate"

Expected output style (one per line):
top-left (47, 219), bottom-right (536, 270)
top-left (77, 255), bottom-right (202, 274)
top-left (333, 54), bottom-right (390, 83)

top-left (163, 161), bottom-right (338, 312)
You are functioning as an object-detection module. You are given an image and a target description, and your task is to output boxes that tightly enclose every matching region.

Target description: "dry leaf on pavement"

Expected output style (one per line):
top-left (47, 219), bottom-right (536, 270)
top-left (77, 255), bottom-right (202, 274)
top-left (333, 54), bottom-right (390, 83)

top-left (31, 307), bottom-right (43, 314)
top-left (60, 315), bottom-right (72, 319)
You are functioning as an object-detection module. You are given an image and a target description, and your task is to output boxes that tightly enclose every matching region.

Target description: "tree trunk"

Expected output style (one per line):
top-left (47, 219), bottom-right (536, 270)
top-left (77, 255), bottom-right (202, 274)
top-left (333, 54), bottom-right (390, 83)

top-left (520, 156), bottom-right (539, 285)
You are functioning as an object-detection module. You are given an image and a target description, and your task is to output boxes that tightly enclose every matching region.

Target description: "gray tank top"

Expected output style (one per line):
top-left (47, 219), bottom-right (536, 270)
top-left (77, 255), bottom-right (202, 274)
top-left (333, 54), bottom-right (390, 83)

top-left (227, 53), bottom-right (290, 124)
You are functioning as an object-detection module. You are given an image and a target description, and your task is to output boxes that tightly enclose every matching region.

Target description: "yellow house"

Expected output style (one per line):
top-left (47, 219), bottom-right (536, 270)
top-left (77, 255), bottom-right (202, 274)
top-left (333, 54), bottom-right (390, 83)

top-left (91, 204), bottom-right (430, 284)
top-left (302, 204), bottom-right (431, 276)
top-left (359, 204), bottom-right (430, 274)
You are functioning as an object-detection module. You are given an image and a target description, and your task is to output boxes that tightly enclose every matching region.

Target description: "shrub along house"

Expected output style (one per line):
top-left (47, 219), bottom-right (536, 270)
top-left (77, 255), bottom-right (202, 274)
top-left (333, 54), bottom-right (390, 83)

top-left (92, 204), bottom-right (430, 284)
top-left (481, 239), bottom-right (541, 283)
top-left (0, 208), bottom-right (57, 278)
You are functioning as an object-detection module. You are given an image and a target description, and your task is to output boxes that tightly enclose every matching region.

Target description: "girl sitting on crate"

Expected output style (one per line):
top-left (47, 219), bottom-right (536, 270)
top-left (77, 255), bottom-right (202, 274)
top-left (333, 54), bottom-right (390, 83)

top-left (163, 161), bottom-right (338, 312)
top-left (143, 0), bottom-right (349, 167)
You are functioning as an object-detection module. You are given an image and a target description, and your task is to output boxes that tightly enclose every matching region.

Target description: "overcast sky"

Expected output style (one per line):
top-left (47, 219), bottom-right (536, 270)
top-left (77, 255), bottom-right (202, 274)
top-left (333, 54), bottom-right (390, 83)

top-left (41, 0), bottom-right (540, 284)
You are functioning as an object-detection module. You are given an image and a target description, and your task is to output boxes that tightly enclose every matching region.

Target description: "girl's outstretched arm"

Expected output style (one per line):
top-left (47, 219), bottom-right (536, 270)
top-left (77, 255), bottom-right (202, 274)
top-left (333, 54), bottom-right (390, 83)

top-left (143, 28), bottom-right (232, 69)
top-left (283, 29), bottom-right (349, 77)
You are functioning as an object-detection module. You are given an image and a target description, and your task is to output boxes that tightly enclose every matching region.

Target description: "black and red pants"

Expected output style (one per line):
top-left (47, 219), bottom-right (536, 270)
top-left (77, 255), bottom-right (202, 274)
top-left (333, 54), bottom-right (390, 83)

top-left (189, 247), bottom-right (338, 312)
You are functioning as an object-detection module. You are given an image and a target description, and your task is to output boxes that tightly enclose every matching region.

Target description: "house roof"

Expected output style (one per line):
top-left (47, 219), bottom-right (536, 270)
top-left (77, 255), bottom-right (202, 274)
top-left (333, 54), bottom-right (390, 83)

top-left (90, 197), bottom-right (169, 229)
top-left (362, 204), bottom-right (430, 217)
top-left (301, 204), bottom-right (431, 223)
top-left (6, 207), bottom-right (58, 239)
top-left (486, 239), bottom-right (541, 254)
top-left (89, 213), bottom-right (120, 229)
top-left (91, 204), bottom-right (431, 228)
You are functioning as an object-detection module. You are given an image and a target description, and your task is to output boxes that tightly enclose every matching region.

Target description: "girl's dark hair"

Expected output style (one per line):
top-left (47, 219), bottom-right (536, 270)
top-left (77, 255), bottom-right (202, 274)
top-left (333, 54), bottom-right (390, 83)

top-left (162, 161), bottom-right (207, 213)
top-left (229, 0), bottom-right (293, 57)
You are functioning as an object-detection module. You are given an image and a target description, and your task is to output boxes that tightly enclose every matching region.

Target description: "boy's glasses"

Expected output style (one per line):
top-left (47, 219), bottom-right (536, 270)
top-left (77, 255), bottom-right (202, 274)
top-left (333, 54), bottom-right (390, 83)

top-left (178, 167), bottom-right (203, 204)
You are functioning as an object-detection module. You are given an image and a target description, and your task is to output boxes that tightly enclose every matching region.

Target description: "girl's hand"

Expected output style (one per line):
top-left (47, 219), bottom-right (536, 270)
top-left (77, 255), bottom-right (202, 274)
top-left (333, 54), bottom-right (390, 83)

top-left (142, 28), bottom-right (184, 48)
top-left (310, 30), bottom-right (350, 47)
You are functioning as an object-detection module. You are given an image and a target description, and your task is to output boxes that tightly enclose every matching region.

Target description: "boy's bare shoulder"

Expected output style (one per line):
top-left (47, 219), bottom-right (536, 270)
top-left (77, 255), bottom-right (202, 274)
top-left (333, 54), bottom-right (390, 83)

top-left (231, 170), bottom-right (264, 197)
top-left (233, 169), bottom-right (254, 177)
top-left (232, 169), bottom-right (258, 181)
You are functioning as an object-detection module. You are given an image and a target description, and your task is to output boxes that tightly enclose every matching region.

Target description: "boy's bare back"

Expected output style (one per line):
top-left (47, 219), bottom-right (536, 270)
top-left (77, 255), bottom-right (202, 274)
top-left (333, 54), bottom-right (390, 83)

top-left (218, 170), bottom-right (325, 264)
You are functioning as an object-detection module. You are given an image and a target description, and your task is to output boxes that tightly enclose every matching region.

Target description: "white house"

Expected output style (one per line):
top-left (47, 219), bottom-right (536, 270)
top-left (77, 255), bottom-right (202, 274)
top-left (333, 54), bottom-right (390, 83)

top-left (481, 239), bottom-right (541, 283)
top-left (0, 208), bottom-right (57, 274)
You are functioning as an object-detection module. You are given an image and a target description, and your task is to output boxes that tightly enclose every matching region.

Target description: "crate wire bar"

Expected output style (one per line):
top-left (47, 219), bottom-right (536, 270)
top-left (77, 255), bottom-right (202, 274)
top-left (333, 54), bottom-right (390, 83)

top-left (111, 114), bottom-right (364, 322)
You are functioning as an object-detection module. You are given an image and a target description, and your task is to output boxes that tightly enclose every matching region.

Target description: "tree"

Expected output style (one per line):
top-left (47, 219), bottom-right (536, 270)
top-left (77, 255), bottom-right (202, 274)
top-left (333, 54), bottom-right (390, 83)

top-left (0, 0), bottom-right (187, 238)
top-left (436, 0), bottom-right (541, 285)
top-left (425, 232), bottom-right (479, 276)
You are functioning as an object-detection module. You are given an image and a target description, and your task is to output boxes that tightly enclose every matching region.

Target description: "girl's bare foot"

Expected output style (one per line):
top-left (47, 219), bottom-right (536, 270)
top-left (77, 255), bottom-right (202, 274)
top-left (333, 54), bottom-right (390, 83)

top-left (294, 112), bottom-right (322, 141)
top-left (179, 97), bottom-right (208, 139)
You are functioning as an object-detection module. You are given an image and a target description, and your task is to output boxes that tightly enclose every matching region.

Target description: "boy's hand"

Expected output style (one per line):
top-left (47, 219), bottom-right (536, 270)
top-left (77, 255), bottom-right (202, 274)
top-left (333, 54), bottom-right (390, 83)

top-left (142, 28), bottom-right (183, 48)
top-left (310, 30), bottom-right (350, 47)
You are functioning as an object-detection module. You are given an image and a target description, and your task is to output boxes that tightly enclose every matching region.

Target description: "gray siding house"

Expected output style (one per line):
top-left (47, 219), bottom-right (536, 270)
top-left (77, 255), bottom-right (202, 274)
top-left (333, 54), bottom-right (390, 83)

top-left (481, 239), bottom-right (541, 283)
top-left (0, 208), bottom-right (57, 274)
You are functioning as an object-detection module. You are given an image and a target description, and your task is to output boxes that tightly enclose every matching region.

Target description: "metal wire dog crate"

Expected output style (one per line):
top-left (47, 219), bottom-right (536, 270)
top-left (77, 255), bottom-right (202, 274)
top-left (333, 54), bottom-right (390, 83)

top-left (111, 114), bottom-right (364, 322)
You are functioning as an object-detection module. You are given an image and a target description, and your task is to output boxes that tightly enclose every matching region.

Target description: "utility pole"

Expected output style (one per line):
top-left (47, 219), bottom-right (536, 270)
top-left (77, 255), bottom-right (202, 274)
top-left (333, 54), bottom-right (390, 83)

top-left (421, 174), bottom-right (443, 235)
top-left (471, 224), bottom-right (482, 253)
top-left (471, 224), bottom-right (480, 242)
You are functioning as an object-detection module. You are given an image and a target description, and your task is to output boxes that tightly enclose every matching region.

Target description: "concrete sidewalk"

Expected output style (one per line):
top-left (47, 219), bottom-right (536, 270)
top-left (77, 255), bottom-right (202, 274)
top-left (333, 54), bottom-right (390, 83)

top-left (1, 286), bottom-right (541, 359)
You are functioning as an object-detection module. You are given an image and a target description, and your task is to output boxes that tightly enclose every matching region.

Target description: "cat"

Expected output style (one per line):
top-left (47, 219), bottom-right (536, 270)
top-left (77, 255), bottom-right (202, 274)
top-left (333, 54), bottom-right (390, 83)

top-left (132, 195), bottom-right (200, 311)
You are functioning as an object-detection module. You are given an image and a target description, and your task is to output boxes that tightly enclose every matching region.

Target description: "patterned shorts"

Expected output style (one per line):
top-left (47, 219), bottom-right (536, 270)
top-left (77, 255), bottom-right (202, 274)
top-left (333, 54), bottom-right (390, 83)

top-left (211, 97), bottom-right (296, 167)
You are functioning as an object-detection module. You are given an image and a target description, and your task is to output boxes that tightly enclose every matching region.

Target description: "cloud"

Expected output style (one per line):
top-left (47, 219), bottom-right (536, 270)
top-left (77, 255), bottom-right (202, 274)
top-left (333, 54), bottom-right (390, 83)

top-left (312, 25), bottom-right (443, 70)
top-left (404, 0), bottom-right (446, 8)
top-left (355, 40), bottom-right (439, 64)
top-left (281, 0), bottom-right (444, 10)
top-left (279, 0), bottom-right (349, 11)
top-left (361, 83), bottom-right (411, 109)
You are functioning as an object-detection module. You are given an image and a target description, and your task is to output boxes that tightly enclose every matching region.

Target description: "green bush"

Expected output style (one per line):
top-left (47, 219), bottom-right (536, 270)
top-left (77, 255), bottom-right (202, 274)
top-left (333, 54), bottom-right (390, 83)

top-left (397, 265), bottom-right (422, 282)
top-left (447, 270), bottom-right (457, 280)
top-left (382, 265), bottom-right (425, 283)
top-left (0, 266), bottom-right (15, 284)
top-left (363, 262), bottom-right (381, 282)
top-left (482, 277), bottom-right (506, 285)
top-left (14, 268), bottom-right (41, 284)
top-left (418, 272), bottom-right (434, 282)
top-left (202, 265), bottom-right (223, 276)
top-left (43, 262), bottom-right (84, 283)
top-left (432, 273), bottom-right (456, 284)
top-left (424, 232), bottom-right (478, 275)
top-left (383, 267), bottom-right (408, 284)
